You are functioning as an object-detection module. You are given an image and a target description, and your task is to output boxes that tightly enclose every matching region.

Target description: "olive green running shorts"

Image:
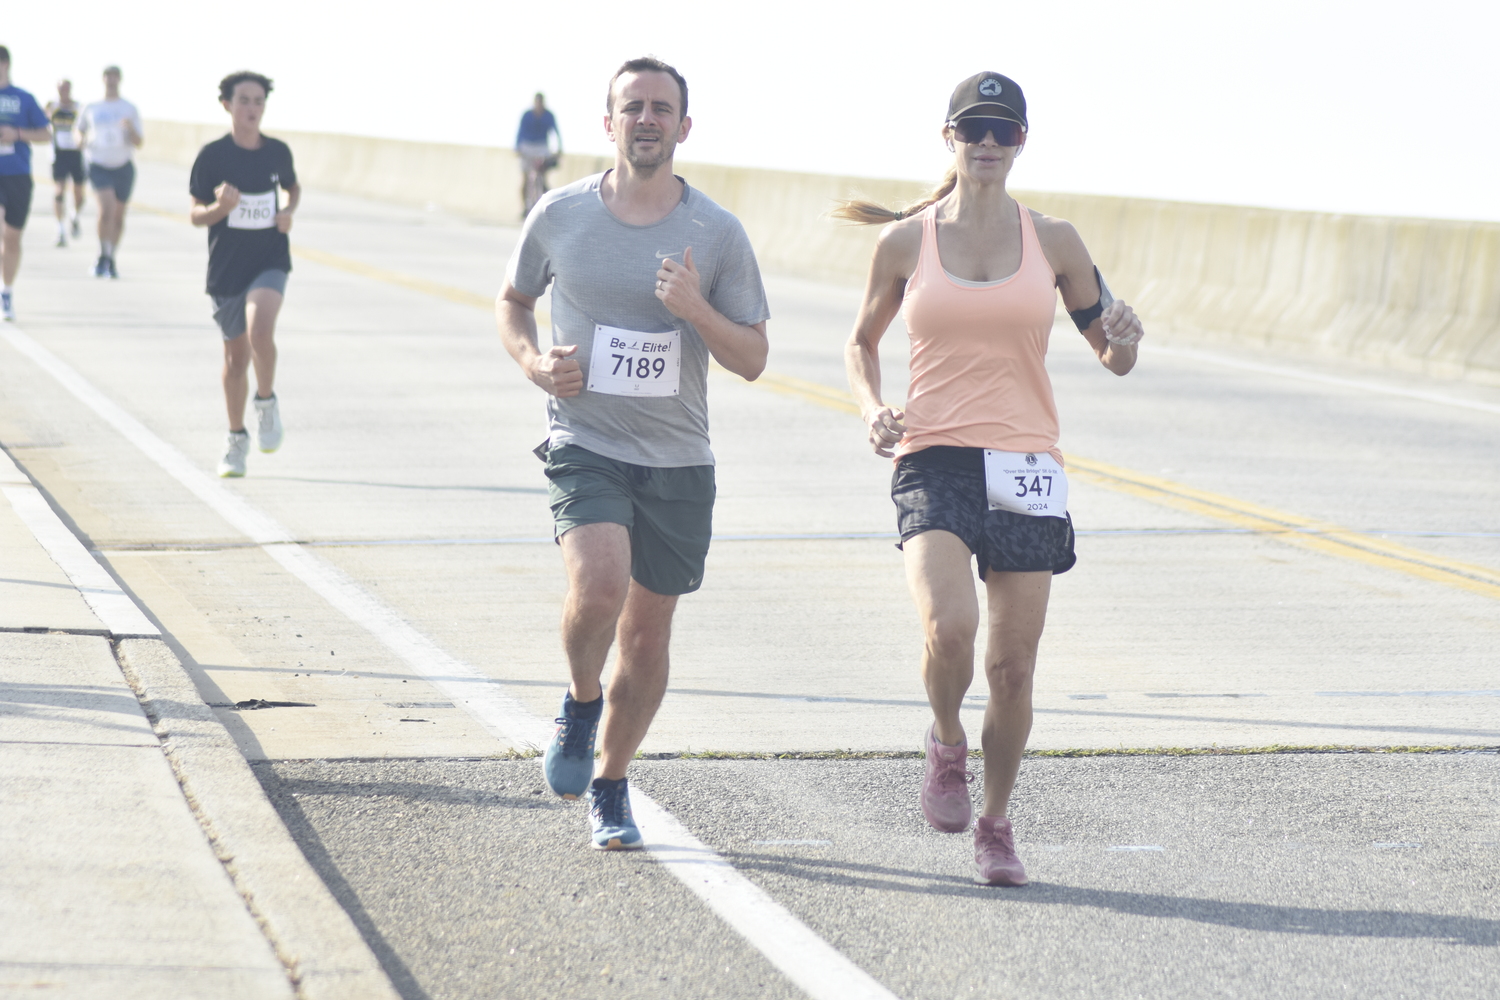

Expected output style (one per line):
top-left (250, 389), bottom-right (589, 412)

top-left (540, 443), bottom-right (715, 596)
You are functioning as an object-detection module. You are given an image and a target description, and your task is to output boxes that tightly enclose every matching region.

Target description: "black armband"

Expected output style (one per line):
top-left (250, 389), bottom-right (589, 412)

top-left (1068, 266), bottom-right (1115, 332)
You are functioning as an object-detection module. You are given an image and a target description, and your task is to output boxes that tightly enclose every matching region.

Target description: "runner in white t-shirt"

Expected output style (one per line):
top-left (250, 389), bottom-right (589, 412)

top-left (79, 65), bottom-right (142, 279)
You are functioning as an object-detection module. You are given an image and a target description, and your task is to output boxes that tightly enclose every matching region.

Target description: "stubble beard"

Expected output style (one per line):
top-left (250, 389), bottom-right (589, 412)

top-left (622, 130), bottom-right (677, 175)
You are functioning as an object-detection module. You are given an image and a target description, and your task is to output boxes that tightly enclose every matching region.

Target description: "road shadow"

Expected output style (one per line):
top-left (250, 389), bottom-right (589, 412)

top-left (715, 850), bottom-right (1500, 946)
top-left (0, 679), bottom-right (158, 737)
top-left (253, 764), bottom-right (436, 1000)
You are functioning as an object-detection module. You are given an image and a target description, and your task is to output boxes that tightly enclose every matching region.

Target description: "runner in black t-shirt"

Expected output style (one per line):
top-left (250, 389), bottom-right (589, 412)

top-left (46, 79), bottom-right (86, 247)
top-left (189, 70), bottom-right (299, 477)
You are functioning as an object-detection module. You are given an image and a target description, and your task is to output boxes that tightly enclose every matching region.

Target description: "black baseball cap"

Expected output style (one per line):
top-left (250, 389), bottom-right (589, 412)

top-left (947, 72), bottom-right (1027, 129)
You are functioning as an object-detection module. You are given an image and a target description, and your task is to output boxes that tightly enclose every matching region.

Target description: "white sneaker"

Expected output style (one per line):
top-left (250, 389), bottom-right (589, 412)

top-left (217, 431), bottom-right (250, 477)
top-left (1, 290), bottom-right (14, 322)
top-left (253, 394), bottom-right (283, 453)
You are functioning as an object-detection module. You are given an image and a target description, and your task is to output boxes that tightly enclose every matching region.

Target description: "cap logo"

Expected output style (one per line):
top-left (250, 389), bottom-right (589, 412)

top-left (978, 78), bottom-right (1003, 97)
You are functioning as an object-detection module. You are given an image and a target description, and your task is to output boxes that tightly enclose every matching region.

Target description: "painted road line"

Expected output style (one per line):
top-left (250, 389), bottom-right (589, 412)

top-left (136, 201), bottom-right (1500, 420)
top-left (705, 367), bottom-right (1500, 603)
top-left (1, 324), bottom-right (544, 747)
top-left (128, 207), bottom-right (1500, 604)
top-left (1151, 344), bottom-right (1500, 417)
top-left (289, 245), bottom-right (497, 312)
top-left (634, 801), bottom-right (900, 1000)
top-left (1, 323), bottom-right (903, 1000)
top-left (1066, 456), bottom-right (1500, 601)
top-left (1, 447), bottom-right (159, 638)
top-left (132, 201), bottom-right (499, 313)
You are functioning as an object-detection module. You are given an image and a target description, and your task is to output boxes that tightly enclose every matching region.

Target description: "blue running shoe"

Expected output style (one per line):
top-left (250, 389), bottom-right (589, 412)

top-left (543, 691), bottom-right (601, 799)
top-left (589, 776), bottom-right (642, 850)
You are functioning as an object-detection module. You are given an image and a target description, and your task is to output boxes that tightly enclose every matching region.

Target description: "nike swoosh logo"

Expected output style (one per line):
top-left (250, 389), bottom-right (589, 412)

top-left (655, 250), bottom-right (682, 259)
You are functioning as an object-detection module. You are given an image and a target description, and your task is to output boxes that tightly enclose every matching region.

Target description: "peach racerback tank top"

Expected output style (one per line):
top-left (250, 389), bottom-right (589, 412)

top-left (896, 201), bottom-right (1063, 464)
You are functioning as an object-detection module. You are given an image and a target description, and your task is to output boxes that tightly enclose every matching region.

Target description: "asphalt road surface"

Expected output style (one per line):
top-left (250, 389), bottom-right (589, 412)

top-left (2, 160), bottom-right (1497, 999)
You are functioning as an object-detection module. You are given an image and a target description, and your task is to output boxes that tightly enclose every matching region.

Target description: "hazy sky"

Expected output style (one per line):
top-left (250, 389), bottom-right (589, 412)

top-left (8, 0), bottom-right (1497, 221)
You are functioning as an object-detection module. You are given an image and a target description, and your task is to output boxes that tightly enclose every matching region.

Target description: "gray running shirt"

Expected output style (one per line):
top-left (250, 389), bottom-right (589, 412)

top-left (506, 172), bottom-right (770, 468)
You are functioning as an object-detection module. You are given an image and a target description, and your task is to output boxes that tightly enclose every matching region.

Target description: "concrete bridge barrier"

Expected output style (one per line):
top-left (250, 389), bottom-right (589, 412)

top-left (136, 121), bottom-right (1500, 383)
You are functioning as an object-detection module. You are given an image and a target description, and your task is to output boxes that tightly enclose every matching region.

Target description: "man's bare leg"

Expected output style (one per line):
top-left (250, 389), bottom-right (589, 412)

top-left (53, 185), bottom-right (67, 242)
top-left (244, 287), bottom-right (281, 400)
top-left (2, 224), bottom-right (23, 287)
top-left (559, 522), bottom-right (632, 700)
top-left (222, 333), bottom-right (252, 431)
top-left (597, 582), bottom-right (677, 779)
top-left (95, 188), bottom-right (121, 261)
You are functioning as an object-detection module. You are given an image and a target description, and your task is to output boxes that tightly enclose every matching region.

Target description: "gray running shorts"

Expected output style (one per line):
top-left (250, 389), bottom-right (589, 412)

top-left (540, 442), bottom-right (715, 596)
top-left (212, 269), bottom-right (288, 341)
top-left (87, 162), bottom-right (135, 202)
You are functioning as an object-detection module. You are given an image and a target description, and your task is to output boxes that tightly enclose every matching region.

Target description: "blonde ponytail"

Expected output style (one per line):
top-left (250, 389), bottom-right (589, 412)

top-left (830, 166), bottom-right (958, 226)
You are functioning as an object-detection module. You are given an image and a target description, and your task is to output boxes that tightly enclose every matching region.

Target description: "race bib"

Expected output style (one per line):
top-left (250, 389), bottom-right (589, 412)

top-left (55, 129), bottom-right (79, 151)
top-left (0, 145), bottom-right (12, 156)
top-left (984, 450), bottom-right (1069, 517)
top-left (587, 324), bottom-right (681, 397)
top-left (227, 190), bottom-right (277, 230)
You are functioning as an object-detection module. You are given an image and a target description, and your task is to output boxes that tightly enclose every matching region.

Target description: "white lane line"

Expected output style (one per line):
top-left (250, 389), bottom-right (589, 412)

top-left (1, 323), bottom-right (546, 747)
top-left (2, 324), bottom-right (904, 1000)
top-left (1, 450), bottom-right (159, 638)
top-left (637, 802), bottom-right (897, 1000)
top-left (1151, 345), bottom-right (1500, 416)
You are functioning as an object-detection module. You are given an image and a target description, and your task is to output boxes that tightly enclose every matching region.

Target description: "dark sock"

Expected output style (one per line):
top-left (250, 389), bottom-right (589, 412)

top-left (564, 691), bottom-right (604, 719)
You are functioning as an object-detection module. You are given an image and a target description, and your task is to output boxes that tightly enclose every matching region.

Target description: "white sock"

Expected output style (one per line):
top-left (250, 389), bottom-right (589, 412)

top-left (101, 240), bottom-right (115, 257)
top-left (2, 285), bottom-right (12, 294)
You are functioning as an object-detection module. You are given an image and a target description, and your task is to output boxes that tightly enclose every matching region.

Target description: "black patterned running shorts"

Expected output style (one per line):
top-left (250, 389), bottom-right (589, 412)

top-left (892, 446), bottom-right (1076, 577)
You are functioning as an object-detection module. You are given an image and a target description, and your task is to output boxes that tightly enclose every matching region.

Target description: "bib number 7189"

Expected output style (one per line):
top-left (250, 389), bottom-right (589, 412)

top-left (587, 324), bottom-right (681, 397)
top-left (983, 450), bottom-right (1069, 517)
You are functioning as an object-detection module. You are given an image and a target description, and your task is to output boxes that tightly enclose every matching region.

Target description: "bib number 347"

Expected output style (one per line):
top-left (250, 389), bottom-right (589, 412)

top-left (587, 324), bottom-right (681, 397)
top-left (983, 450), bottom-right (1069, 517)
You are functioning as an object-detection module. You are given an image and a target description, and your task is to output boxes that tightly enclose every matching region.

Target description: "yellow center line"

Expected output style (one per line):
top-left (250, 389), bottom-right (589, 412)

top-left (746, 377), bottom-right (1500, 602)
top-left (134, 202), bottom-right (499, 312)
top-left (133, 201), bottom-right (1500, 601)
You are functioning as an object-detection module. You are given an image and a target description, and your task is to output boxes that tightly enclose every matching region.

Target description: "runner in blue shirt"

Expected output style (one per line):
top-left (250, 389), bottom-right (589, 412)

top-left (515, 92), bottom-right (561, 216)
top-left (0, 46), bottom-right (55, 322)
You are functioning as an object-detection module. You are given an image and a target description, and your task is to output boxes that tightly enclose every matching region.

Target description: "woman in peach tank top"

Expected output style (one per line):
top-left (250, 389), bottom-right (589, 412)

top-left (838, 72), bottom-right (1146, 886)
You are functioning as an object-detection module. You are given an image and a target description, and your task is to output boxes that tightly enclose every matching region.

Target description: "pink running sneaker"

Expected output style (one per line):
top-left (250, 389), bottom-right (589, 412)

top-left (921, 725), bottom-right (973, 832)
top-left (974, 816), bottom-right (1028, 886)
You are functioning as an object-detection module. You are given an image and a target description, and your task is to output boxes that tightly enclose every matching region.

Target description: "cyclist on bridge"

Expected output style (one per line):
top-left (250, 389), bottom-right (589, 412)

top-left (515, 92), bottom-right (561, 217)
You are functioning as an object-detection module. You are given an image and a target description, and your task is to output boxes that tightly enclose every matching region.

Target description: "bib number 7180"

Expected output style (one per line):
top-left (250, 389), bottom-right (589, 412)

top-left (983, 450), bottom-right (1069, 517)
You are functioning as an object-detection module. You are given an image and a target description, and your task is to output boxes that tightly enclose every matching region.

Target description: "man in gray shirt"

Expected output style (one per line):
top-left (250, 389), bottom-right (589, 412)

top-left (497, 56), bottom-right (770, 851)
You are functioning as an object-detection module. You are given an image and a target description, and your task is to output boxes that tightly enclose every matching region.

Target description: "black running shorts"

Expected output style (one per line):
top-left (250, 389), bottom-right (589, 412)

top-left (0, 174), bottom-right (34, 229)
top-left (52, 150), bottom-right (84, 184)
top-left (893, 445), bottom-right (1076, 577)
